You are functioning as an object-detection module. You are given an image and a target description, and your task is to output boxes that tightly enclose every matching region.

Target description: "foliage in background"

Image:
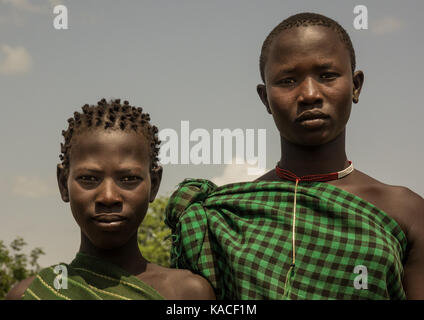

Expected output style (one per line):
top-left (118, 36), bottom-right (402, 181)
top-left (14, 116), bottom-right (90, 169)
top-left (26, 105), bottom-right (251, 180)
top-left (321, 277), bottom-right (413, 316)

top-left (137, 196), bottom-right (172, 267)
top-left (0, 237), bottom-right (45, 300)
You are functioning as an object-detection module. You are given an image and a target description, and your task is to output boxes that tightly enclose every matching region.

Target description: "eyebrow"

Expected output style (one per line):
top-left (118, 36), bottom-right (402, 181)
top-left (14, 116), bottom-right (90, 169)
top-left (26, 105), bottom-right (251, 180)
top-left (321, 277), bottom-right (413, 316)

top-left (74, 168), bottom-right (102, 174)
top-left (74, 167), bottom-right (143, 174)
top-left (315, 62), bottom-right (334, 69)
top-left (115, 168), bottom-right (143, 174)
top-left (276, 67), bottom-right (297, 75)
top-left (272, 62), bottom-right (336, 78)
top-left (270, 67), bottom-right (296, 80)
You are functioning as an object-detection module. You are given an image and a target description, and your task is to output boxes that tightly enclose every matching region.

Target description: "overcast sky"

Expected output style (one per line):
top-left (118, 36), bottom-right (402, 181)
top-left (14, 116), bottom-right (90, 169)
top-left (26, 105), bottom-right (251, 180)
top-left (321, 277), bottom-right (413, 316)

top-left (1, 0), bottom-right (423, 267)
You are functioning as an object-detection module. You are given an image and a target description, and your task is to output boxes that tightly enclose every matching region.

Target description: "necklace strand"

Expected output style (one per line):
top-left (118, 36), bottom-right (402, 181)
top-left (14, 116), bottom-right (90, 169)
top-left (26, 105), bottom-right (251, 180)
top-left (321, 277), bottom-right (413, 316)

top-left (278, 161), bottom-right (354, 298)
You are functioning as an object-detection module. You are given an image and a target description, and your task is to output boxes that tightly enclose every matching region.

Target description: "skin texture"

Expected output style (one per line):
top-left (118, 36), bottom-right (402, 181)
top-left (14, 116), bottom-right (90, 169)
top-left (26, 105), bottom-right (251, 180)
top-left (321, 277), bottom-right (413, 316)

top-left (6, 129), bottom-right (215, 300)
top-left (256, 25), bottom-right (424, 299)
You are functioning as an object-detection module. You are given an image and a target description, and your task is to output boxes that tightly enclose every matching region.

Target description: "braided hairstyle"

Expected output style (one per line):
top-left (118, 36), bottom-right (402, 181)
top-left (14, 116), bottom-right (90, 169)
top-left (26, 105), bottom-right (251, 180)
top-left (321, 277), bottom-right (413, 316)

top-left (59, 98), bottom-right (160, 177)
top-left (259, 12), bottom-right (356, 83)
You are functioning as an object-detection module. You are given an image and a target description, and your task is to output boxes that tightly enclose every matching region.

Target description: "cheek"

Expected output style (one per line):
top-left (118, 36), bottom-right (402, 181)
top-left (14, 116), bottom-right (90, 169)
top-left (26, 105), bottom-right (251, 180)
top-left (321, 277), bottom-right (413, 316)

top-left (326, 80), bottom-right (353, 117)
top-left (267, 87), bottom-right (295, 119)
top-left (69, 181), bottom-right (88, 202)
top-left (333, 78), bottom-right (353, 103)
top-left (126, 182), bottom-right (151, 216)
top-left (68, 182), bottom-right (94, 218)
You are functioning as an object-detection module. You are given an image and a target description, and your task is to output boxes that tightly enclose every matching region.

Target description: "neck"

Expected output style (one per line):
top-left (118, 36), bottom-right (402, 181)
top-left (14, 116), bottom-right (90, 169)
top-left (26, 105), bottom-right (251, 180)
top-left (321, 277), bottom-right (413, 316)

top-left (79, 232), bottom-right (147, 275)
top-left (279, 130), bottom-right (348, 177)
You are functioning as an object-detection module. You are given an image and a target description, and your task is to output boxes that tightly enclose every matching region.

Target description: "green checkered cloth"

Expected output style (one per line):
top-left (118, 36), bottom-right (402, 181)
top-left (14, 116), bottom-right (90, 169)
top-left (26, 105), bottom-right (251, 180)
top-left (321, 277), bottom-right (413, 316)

top-left (22, 252), bottom-right (164, 300)
top-left (165, 179), bottom-right (407, 300)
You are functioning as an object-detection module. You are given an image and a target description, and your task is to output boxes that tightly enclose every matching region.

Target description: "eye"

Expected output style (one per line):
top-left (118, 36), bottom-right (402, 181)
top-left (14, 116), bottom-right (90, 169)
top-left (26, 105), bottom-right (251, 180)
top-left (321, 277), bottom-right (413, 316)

top-left (118, 176), bottom-right (142, 189)
top-left (78, 175), bottom-right (98, 182)
top-left (76, 175), bottom-right (100, 188)
top-left (320, 73), bottom-right (339, 80)
top-left (280, 78), bottom-right (296, 85)
top-left (121, 176), bottom-right (141, 182)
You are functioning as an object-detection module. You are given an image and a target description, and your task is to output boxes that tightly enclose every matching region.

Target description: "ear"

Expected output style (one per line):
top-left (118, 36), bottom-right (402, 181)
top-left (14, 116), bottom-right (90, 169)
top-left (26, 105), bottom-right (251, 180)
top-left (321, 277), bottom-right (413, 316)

top-left (257, 84), bottom-right (272, 114)
top-left (352, 70), bottom-right (364, 104)
top-left (149, 166), bottom-right (163, 203)
top-left (57, 164), bottom-right (69, 202)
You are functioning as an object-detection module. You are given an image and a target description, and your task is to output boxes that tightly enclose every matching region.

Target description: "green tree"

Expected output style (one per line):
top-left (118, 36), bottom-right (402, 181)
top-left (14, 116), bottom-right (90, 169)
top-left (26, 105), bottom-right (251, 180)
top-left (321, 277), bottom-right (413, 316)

top-left (0, 237), bottom-right (45, 300)
top-left (137, 196), bottom-right (172, 267)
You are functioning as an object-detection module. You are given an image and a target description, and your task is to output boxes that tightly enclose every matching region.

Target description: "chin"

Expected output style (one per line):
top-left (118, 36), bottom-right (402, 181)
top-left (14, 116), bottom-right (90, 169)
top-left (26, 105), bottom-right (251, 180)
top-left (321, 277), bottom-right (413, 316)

top-left (300, 137), bottom-right (333, 147)
top-left (285, 132), bottom-right (331, 147)
top-left (92, 238), bottom-right (129, 250)
top-left (298, 125), bottom-right (345, 146)
top-left (86, 230), bottom-right (133, 251)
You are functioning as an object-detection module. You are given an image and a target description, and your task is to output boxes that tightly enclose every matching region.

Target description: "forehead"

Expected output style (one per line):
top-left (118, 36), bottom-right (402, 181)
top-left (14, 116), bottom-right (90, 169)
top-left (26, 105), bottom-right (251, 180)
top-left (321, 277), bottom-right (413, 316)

top-left (69, 129), bottom-right (151, 168)
top-left (267, 25), bottom-right (350, 69)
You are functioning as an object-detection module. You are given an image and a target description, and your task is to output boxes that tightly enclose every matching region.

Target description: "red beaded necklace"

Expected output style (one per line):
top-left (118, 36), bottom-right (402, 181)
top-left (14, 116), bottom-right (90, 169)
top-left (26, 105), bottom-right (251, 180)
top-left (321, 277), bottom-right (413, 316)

top-left (275, 161), bottom-right (354, 182)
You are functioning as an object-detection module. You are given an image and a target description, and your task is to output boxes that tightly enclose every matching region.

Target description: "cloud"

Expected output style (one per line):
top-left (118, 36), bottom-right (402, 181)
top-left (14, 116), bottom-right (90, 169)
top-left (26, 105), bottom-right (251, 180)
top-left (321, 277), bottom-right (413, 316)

top-left (0, 0), bottom-right (64, 27)
top-left (0, 12), bottom-right (24, 26)
top-left (0, 45), bottom-right (33, 75)
top-left (0, 0), bottom-right (62, 13)
top-left (371, 17), bottom-right (404, 35)
top-left (1, 0), bottom-right (43, 12)
top-left (48, 0), bottom-right (63, 7)
top-left (11, 176), bottom-right (57, 199)
top-left (210, 158), bottom-right (268, 186)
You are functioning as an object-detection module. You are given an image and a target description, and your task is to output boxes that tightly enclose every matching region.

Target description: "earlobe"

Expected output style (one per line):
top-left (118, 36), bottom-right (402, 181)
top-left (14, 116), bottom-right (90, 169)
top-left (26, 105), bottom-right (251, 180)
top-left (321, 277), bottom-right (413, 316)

top-left (57, 164), bottom-right (69, 202)
top-left (257, 84), bottom-right (272, 114)
top-left (149, 166), bottom-right (163, 203)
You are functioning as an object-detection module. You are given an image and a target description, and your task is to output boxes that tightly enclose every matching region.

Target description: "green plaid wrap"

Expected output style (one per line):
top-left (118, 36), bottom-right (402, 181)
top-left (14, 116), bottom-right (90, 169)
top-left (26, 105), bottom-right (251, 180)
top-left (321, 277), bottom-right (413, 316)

top-left (165, 179), bottom-right (407, 300)
top-left (22, 252), bottom-right (164, 300)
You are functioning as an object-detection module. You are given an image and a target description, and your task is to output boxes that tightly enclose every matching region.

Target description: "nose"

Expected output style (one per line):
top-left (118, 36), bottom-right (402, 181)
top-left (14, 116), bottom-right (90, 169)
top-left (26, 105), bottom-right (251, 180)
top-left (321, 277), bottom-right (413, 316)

top-left (297, 77), bottom-right (322, 106)
top-left (95, 178), bottom-right (122, 212)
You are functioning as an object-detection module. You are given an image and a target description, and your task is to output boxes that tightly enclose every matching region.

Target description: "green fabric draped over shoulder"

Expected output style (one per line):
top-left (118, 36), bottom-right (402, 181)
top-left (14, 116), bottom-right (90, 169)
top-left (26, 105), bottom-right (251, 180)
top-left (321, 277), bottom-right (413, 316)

top-left (165, 179), bottom-right (407, 300)
top-left (22, 252), bottom-right (164, 300)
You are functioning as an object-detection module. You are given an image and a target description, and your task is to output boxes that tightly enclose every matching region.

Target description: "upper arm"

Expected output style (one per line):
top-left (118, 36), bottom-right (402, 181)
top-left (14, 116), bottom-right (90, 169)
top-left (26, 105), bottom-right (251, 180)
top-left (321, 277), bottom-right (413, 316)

top-left (5, 276), bottom-right (36, 300)
top-left (401, 190), bottom-right (424, 299)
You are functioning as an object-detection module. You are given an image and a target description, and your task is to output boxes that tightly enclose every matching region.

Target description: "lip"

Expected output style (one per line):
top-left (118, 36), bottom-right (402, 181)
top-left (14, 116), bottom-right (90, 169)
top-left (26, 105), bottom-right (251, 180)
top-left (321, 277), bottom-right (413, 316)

top-left (91, 214), bottom-right (128, 231)
top-left (295, 110), bottom-right (329, 129)
top-left (91, 214), bottom-right (127, 222)
top-left (295, 109), bottom-right (329, 123)
top-left (298, 118), bottom-right (328, 130)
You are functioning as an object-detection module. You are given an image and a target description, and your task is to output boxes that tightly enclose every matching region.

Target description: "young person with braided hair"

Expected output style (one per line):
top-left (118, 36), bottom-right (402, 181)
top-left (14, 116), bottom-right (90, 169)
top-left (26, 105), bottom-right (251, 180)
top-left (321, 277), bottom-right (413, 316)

top-left (165, 13), bottom-right (424, 299)
top-left (6, 99), bottom-right (215, 300)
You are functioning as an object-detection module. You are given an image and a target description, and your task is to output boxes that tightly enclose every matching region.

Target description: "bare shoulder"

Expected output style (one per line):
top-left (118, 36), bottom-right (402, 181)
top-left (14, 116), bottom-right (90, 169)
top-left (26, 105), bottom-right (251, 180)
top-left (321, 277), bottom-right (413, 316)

top-left (385, 184), bottom-right (424, 240)
top-left (350, 170), bottom-right (424, 236)
top-left (5, 275), bottom-right (36, 300)
top-left (356, 170), bottom-right (423, 211)
top-left (139, 264), bottom-right (215, 300)
top-left (166, 268), bottom-right (216, 300)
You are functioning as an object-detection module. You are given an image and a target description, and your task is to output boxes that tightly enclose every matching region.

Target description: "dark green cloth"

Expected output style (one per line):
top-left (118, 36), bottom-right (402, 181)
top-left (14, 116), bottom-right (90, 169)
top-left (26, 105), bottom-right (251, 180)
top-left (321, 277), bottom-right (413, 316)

top-left (22, 252), bottom-right (164, 300)
top-left (165, 179), bottom-right (407, 300)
